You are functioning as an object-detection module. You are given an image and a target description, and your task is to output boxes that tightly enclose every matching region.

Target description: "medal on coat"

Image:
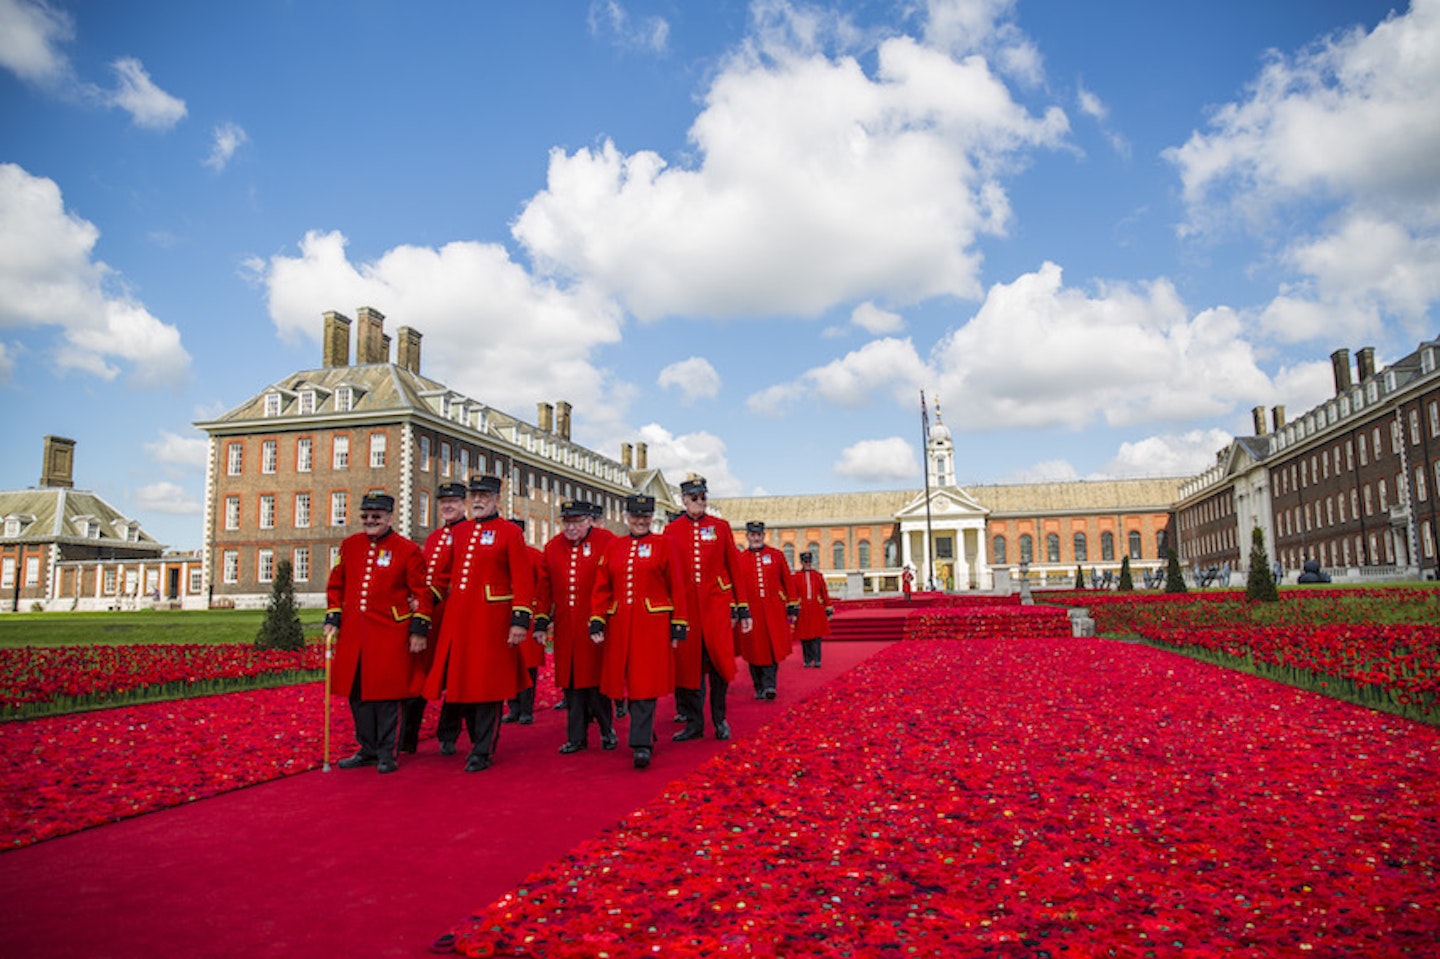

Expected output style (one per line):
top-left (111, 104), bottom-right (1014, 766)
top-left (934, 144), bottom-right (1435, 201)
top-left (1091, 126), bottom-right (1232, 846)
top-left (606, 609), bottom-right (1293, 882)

top-left (700, 526), bottom-right (717, 541)
top-left (480, 530), bottom-right (495, 545)
top-left (376, 549), bottom-right (392, 567)
top-left (583, 543), bottom-right (591, 557)
top-left (638, 543), bottom-right (652, 558)
top-left (761, 554), bottom-right (771, 565)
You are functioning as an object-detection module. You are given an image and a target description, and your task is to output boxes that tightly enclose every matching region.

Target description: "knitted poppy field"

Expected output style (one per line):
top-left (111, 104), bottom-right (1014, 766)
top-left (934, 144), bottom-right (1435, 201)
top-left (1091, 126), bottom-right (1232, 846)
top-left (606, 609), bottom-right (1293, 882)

top-left (447, 637), bottom-right (1440, 958)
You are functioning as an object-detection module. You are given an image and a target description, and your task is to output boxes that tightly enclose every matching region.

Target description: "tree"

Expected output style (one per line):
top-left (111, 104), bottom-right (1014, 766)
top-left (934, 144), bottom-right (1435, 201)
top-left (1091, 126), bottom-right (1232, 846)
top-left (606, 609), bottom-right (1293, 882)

top-left (1117, 555), bottom-right (1134, 591)
top-left (256, 559), bottom-right (305, 650)
top-left (1074, 564), bottom-right (1086, 589)
top-left (1246, 526), bottom-right (1280, 602)
top-left (1164, 548), bottom-right (1187, 593)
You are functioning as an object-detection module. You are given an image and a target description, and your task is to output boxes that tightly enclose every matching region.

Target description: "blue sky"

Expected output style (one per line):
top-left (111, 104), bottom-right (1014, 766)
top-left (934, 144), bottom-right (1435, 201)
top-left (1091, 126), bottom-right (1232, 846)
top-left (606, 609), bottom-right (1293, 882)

top-left (3, 0), bottom-right (1437, 551)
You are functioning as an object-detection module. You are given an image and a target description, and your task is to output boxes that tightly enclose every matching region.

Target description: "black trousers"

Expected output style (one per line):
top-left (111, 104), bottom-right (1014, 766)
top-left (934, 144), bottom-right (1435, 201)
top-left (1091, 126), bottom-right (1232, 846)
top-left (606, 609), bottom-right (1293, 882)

top-left (800, 638), bottom-right (822, 665)
top-left (459, 701), bottom-right (503, 760)
top-left (507, 667), bottom-right (539, 719)
top-left (435, 701), bottom-right (472, 746)
top-left (348, 668), bottom-right (399, 761)
top-left (675, 647), bottom-right (728, 736)
top-left (399, 697), bottom-right (427, 751)
top-left (748, 662), bottom-right (778, 694)
top-left (626, 697), bottom-right (657, 750)
top-left (565, 686), bottom-right (614, 745)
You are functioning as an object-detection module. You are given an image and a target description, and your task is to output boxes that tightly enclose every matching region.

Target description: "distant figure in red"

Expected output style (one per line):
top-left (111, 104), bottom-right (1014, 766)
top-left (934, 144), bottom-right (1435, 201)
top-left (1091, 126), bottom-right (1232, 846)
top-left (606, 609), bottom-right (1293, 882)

top-left (414, 481), bottom-right (470, 756)
top-left (736, 521), bottom-right (795, 700)
top-left (503, 518), bottom-right (546, 726)
top-left (324, 491), bottom-right (433, 774)
top-left (902, 565), bottom-right (915, 602)
top-left (793, 551), bottom-right (833, 668)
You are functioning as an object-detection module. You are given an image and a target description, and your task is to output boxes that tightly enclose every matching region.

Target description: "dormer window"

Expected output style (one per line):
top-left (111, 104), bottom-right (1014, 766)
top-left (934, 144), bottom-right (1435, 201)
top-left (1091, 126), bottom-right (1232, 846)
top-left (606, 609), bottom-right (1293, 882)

top-left (299, 390), bottom-right (316, 415)
top-left (335, 386), bottom-right (354, 412)
top-left (264, 392), bottom-right (282, 416)
top-left (3, 517), bottom-right (20, 538)
top-left (1384, 370), bottom-right (1397, 393)
top-left (85, 520), bottom-right (100, 539)
top-left (1367, 381), bottom-right (1378, 404)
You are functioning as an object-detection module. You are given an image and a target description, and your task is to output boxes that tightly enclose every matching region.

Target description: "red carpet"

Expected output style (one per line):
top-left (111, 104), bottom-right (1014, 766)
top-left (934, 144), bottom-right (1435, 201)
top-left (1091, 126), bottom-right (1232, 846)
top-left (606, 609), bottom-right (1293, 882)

top-left (0, 642), bottom-right (888, 959)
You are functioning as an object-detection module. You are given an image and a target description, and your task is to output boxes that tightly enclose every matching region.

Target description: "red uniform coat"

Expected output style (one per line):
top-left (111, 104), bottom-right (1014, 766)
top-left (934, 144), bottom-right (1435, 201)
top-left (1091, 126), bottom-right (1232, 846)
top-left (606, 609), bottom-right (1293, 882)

top-left (423, 513), bottom-right (535, 704)
top-left (663, 512), bottom-right (747, 686)
top-left (518, 543), bottom-right (547, 670)
top-left (537, 526), bottom-right (617, 689)
top-left (325, 530), bottom-right (433, 701)
top-left (736, 545), bottom-right (796, 666)
top-left (591, 532), bottom-right (690, 701)
top-left (419, 519), bottom-right (465, 678)
top-left (793, 568), bottom-right (833, 640)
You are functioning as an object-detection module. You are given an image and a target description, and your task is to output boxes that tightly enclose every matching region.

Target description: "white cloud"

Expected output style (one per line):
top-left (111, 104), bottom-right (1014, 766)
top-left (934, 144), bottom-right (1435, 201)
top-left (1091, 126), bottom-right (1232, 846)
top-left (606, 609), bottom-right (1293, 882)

top-left (932, 262), bottom-right (1273, 430)
top-left (134, 481), bottom-right (201, 516)
top-left (250, 229), bottom-right (626, 430)
top-left (1076, 83), bottom-right (1106, 121)
top-left (0, 341), bottom-right (14, 383)
top-left (747, 336), bottom-right (931, 416)
top-left (588, 0), bottom-right (669, 54)
top-left (0, 163), bottom-right (191, 384)
top-left (0, 0), bottom-right (72, 85)
top-left (851, 301), bottom-right (904, 334)
top-left (108, 57), bottom-right (185, 130)
top-left (513, 15), bottom-right (1067, 321)
top-left (1104, 428), bottom-right (1236, 478)
top-left (1001, 459), bottom-right (1080, 483)
top-left (923, 0), bottom-right (1042, 87)
top-left (635, 422), bottom-right (742, 496)
top-left (657, 356), bottom-right (721, 403)
top-left (833, 436), bottom-right (919, 482)
top-left (144, 430), bottom-right (209, 469)
top-left (204, 121), bottom-right (249, 172)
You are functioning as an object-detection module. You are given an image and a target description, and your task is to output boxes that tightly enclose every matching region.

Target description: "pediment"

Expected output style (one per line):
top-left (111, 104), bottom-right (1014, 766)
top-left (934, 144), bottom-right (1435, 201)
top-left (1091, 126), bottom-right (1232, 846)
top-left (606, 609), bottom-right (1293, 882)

top-left (895, 486), bottom-right (989, 520)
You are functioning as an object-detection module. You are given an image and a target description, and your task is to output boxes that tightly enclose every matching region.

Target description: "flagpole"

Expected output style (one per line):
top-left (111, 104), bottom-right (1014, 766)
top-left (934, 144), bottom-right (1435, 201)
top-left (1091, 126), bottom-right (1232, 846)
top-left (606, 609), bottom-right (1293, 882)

top-left (921, 390), bottom-right (936, 592)
top-left (322, 630), bottom-right (333, 772)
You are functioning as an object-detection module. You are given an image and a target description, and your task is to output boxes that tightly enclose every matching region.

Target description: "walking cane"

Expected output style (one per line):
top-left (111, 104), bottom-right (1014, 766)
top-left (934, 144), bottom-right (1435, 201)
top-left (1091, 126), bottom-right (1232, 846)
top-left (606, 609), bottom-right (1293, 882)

top-left (322, 629), bottom-right (333, 772)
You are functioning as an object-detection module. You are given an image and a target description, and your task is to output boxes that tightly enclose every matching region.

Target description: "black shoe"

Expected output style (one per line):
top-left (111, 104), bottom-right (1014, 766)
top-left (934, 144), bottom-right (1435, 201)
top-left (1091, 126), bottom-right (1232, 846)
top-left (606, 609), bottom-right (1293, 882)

top-left (553, 699), bottom-right (567, 710)
top-left (764, 688), bottom-right (777, 700)
top-left (633, 747), bottom-right (651, 769)
top-left (518, 714), bottom-right (534, 725)
top-left (464, 754), bottom-right (492, 773)
top-left (501, 713), bottom-right (518, 724)
top-left (601, 731), bottom-right (619, 751)
top-left (439, 740), bottom-right (457, 756)
top-left (377, 757), bottom-right (398, 774)
top-left (558, 741), bottom-right (586, 754)
top-left (672, 727), bottom-right (703, 742)
top-left (715, 721), bottom-right (732, 741)
top-left (337, 752), bottom-right (377, 769)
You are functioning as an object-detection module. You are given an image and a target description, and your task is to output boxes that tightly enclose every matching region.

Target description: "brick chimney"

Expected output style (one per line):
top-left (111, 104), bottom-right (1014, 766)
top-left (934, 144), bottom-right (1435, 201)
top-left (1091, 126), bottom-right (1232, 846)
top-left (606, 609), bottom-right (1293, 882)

top-left (40, 435), bottom-right (76, 488)
top-left (1272, 405), bottom-right (1286, 431)
top-left (1356, 346), bottom-right (1376, 382)
top-left (621, 443), bottom-right (633, 469)
top-left (322, 311), bottom-right (352, 367)
top-left (396, 326), bottom-right (422, 373)
top-left (1251, 406), bottom-right (1268, 436)
top-left (555, 401), bottom-right (572, 441)
top-left (537, 402), bottom-right (554, 433)
top-left (355, 307), bottom-right (386, 364)
top-left (636, 442), bottom-right (648, 469)
top-left (1330, 348), bottom-right (1352, 395)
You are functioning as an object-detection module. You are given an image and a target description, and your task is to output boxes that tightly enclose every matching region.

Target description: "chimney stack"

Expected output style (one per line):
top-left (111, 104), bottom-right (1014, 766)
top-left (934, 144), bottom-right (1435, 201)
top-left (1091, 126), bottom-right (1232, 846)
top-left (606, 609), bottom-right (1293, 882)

top-left (355, 307), bottom-right (387, 364)
top-left (1357, 346), bottom-right (1376, 382)
top-left (1251, 406), bottom-right (1268, 436)
top-left (1272, 405), bottom-right (1286, 431)
top-left (636, 442), bottom-right (648, 469)
top-left (621, 443), bottom-right (633, 469)
top-left (40, 435), bottom-right (76, 488)
top-left (555, 401), bottom-right (572, 441)
top-left (396, 326), bottom-right (422, 374)
top-left (322, 311), bottom-right (352, 367)
top-left (537, 402), bottom-right (554, 433)
top-left (1330, 348), bottom-right (1352, 395)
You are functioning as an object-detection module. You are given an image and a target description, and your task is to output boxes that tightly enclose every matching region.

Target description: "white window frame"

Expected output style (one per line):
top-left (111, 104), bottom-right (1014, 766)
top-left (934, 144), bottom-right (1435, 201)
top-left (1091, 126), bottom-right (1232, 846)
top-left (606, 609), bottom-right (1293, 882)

top-left (262, 440), bottom-right (277, 474)
top-left (335, 386), bottom-right (353, 412)
top-left (227, 442), bottom-right (243, 476)
top-left (331, 491), bottom-right (348, 526)
top-left (419, 436), bottom-right (431, 472)
top-left (224, 496), bottom-right (241, 531)
top-left (0, 557), bottom-right (13, 589)
top-left (299, 390), bottom-right (316, 415)
top-left (264, 393), bottom-right (281, 417)
top-left (259, 494), bottom-right (276, 530)
top-left (297, 437), bottom-right (313, 473)
top-left (257, 548), bottom-right (274, 584)
top-left (369, 432), bottom-right (386, 468)
top-left (295, 492), bottom-right (311, 528)
top-left (333, 435), bottom-right (349, 470)
top-left (293, 547), bottom-right (310, 583)
top-left (188, 569), bottom-right (203, 594)
top-left (222, 551), bottom-right (239, 585)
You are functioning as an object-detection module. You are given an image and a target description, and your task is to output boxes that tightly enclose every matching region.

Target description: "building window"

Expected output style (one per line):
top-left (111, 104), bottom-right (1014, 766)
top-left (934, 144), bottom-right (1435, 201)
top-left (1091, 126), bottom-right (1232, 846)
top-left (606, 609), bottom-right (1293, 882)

top-left (189, 569), bottom-right (203, 594)
top-left (331, 491), bottom-right (348, 526)
top-left (419, 436), bottom-right (431, 472)
top-left (1411, 410), bottom-right (1421, 446)
top-left (297, 437), bottom-right (313, 472)
top-left (0, 557), bottom-right (13, 589)
top-left (333, 435), bottom-right (349, 470)
top-left (335, 386), bottom-right (353, 412)
top-left (992, 536), bottom-right (1007, 565)
top-left (24, 556), bottom-right (39, 587)
top-left (295, 492), bottom-right (311, 528)
top-left (227, 442), bottom-right (243, 475)
top-left (264, 393), bottom-right (281, 417)
top-left (459, 448), bottom-right (469, 480)
top-left (299, 390), bottom-right (316, 415)
top-left (832, 541), bottom-right (846, 569)
top-left (257, 548), bottom-right (274, 584)
top-left (1430, 401), bottom-right (1439, 438)
top-left (418, 492), bottom-right (431, 528)
top-left (369, 432), bottom-right (386, 468)
top-left (1073, 533), bottom-right (1087, 562)
top-left (806, 542), bottom-right (821, 567)
top-left (329, 545), bottom-right (341, 572)
top-left (857, 540), bottom-right (871, 568)
top-left (783, 542), bottom-right (796, 567)
top-left (1378, 479), bottom-right (1388, 512)
top-left (259, 494), bottom-right (276, 529)
top-left (222, 551), bottom-right (239, 585)
top-left (1157, 530), bottom-right (1169, 556)
top-left (1126, 530), bottom-right (1142, 560)
top-left (440, 442), bottom-right (452, 478)
top-left (224, 496), bottom-right (241, 531)
top-left (4, 517), bottom-right (20, 537)
top-left (1423, 520), bottom-right (1435, 559)
top-left (1101, 531), bottom-right (1115, 561)
top-left (261, 440), bottom-right (277, 474)
top-left (1017, 534), bottom-right (1032, 564)
top-left (102, 566), bottom-right (118, 594)
top-left (293, 547), bottom-right (310, 583)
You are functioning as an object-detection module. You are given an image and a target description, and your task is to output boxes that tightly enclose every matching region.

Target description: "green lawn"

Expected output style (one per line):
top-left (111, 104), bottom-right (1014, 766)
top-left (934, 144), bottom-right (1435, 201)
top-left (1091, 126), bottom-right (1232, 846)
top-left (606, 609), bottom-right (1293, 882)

top-left (0, 609), bottom-right (327, 649)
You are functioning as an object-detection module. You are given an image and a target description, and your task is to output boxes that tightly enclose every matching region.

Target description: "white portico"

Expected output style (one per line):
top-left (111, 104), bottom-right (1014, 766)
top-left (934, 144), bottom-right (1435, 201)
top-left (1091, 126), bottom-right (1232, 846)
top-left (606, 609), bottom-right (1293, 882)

top-left (895, 404), bottom-right (992, 590)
